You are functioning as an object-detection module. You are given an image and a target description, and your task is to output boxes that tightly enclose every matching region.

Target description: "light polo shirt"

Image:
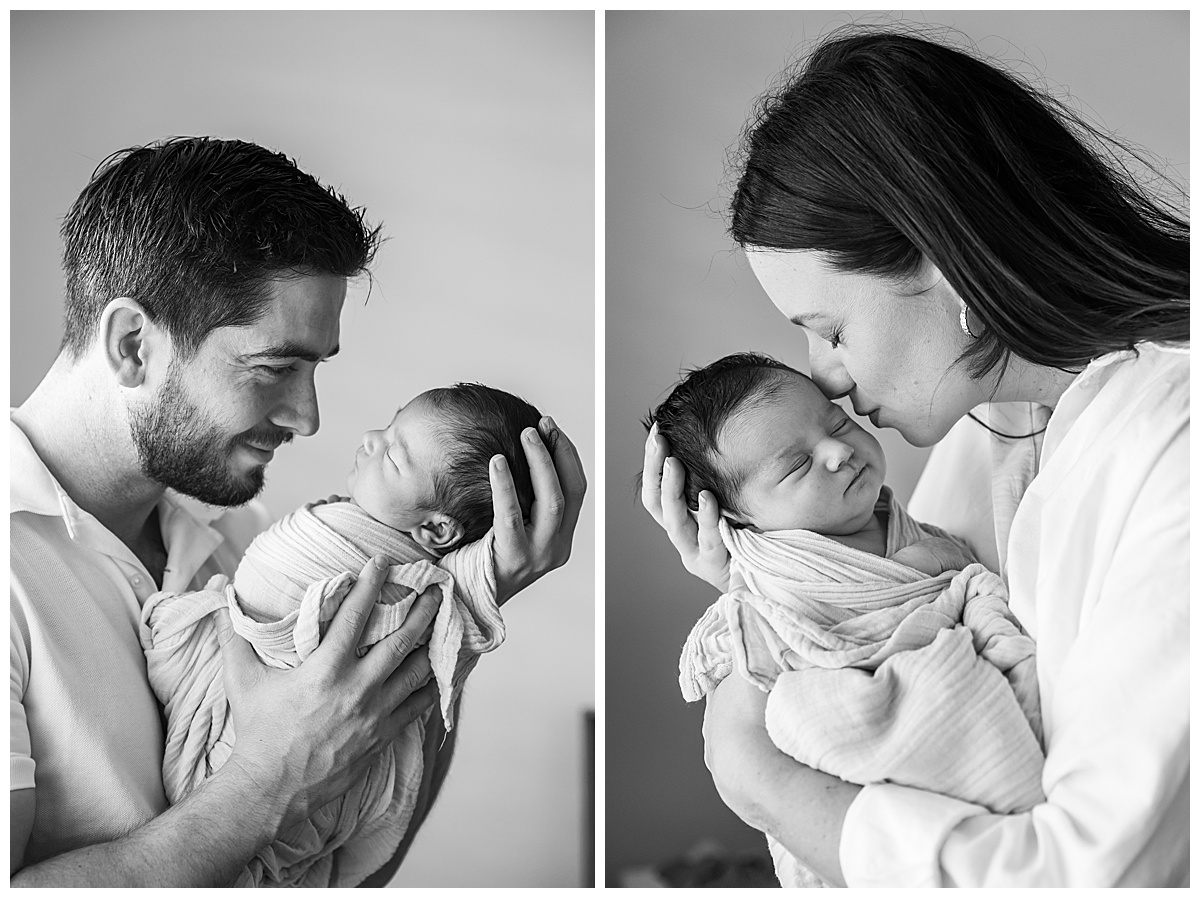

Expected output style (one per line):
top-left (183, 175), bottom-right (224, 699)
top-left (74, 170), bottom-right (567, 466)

top-left (10, 415), bottom-right (270, 867)
top-left (840, 343), bottom-right (1189, 886)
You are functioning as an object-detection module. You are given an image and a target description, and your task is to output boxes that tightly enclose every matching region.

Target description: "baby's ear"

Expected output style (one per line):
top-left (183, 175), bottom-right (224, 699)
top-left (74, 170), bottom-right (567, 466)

top-left (413, 513), bottom-right (465, 554)
top-left (719, 507), bottom-right (752, 531)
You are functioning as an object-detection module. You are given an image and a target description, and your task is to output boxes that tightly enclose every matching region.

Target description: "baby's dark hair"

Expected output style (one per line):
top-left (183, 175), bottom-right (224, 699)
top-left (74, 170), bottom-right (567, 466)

top-left (642, 352), bottom-right (803, 520)
top-left (420, 383), bottom-right (547, 544)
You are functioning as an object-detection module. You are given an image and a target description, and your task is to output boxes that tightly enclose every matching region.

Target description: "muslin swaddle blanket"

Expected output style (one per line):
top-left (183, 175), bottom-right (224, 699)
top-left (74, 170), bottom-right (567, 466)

top-left (139, 500), bottom-right (504, 887)
top-left (679, 487), bottom-right (1043, 888)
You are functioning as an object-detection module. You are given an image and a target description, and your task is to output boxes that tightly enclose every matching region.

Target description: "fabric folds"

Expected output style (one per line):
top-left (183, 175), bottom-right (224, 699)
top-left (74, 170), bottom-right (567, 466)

top-left (140, 500), bottom-right (504, 887)
top-left (679, 488), bottom-right (1042, 888)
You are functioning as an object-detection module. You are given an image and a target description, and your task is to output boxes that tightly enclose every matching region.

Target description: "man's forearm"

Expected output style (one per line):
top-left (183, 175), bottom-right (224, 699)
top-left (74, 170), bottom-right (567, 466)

top-left (12, 760), bottom-right (285, 887)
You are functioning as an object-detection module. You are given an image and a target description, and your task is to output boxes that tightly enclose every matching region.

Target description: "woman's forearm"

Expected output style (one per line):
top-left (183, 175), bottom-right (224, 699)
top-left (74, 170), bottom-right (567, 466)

top-left (11, 759), bottom-right (285, 887)
top-left (703, 675), bottom-right (860, 886)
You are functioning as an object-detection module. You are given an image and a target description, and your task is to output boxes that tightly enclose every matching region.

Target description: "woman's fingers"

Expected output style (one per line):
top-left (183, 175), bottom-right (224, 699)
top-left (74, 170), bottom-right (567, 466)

top-left (640, 424), bottom-right (668, 525)
top-left (696, 491), bottom-right (723, 557)
top-left (659, 456), bottom-right (700, 557)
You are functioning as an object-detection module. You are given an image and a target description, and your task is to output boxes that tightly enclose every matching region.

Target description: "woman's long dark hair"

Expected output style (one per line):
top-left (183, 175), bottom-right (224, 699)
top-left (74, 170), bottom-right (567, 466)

top-left (729, 29), bottom-right (1189, 380)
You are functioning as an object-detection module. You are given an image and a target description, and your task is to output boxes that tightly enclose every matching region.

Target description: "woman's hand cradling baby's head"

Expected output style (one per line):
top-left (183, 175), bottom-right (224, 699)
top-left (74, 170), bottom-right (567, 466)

top-left (641, 424), bottom-right (731, 593)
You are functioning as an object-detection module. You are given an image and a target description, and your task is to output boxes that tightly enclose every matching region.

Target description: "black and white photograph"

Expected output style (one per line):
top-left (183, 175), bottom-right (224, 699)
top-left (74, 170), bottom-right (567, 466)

top-left (10, 10), bottom-right (594, 888)
top-left (8, 7), bottom-right (1192, 891)
top-left (605, 9), bottom-right (1187, 888)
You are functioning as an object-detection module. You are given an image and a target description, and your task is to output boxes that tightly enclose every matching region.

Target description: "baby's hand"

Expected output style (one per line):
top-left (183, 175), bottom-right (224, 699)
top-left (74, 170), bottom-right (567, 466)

top-left (892, 537), bottom-right (974, 577)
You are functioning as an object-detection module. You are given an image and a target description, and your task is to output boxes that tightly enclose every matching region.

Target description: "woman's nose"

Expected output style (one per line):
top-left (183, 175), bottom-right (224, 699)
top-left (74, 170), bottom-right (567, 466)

top-left (807, 342), bottom-right (854, 401)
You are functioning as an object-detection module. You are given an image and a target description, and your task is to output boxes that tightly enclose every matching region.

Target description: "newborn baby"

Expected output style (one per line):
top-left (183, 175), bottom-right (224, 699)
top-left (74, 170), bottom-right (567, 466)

top-left (140, 383), bottom-right (547, 887)
top-left (644, 351), bottom-right (963, 573)
top-left (646, 353), bottom-right (1044, 888)
top-left (344, 384), bottom-right (542, 555)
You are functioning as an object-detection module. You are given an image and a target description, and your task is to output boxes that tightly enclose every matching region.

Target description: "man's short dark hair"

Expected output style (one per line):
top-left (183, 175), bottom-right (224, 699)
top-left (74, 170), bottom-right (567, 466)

top-left (643, 352), bottom-right (802, 519)
top-left (59, 136), bottom-right (382, 360)
top-left (421, 383), bottom-right (548, 544)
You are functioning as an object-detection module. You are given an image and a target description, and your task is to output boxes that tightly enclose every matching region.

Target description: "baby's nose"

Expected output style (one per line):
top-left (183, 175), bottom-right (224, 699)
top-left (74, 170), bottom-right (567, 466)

top-left (822, 440), bottom-right (854, 471)
top-left (362, 430), bottom-right (382, 453)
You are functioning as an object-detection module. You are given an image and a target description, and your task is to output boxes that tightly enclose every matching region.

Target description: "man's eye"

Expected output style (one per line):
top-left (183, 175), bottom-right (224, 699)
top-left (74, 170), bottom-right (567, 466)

top-left (256, 364), bottom-right (296, 379)
top-left (827, 329), bottom-right (843, 349)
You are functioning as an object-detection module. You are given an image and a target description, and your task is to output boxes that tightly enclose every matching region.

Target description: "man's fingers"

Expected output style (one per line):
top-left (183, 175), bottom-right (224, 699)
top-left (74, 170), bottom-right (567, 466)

top-left (640, 424), bottom-right (667, 525)
top-left (489, 453), bottom-right (527, 548)
top-left (522, 425), bottom-right (566, 552)
top-left (383, 644), bottom-right (434, 704)
top-left (388, 679), bottom-right (440, 731)
top-left (322, 555), bottom-right (392, 658)
top-left (539, 416), bottom-right (586, 536)
top-left (363, 591), bottom-right (441, 680)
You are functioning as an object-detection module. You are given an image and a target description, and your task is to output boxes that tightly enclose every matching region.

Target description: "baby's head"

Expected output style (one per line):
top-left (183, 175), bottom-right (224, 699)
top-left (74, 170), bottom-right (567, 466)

top-left (645, 352), bottom-right (886, 534)
top-left (348, 384), bottom-right (545, 553)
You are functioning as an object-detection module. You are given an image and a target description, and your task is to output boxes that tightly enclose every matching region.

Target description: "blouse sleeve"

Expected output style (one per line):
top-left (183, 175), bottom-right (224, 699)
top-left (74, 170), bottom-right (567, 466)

top-left (839, 382), bottom-right (1189, 886)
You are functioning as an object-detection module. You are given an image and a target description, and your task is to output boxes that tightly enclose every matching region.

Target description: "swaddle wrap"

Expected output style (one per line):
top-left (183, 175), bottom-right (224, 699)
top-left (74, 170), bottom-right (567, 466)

top-left (140, 500), bottom-right (504, 887)
top-left (679, 487), bottom-right (1043, 888)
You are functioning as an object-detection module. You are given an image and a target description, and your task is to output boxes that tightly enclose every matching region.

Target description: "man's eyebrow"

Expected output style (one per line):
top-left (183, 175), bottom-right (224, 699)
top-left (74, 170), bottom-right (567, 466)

top-left (244, 342), bottom-right (340, 363)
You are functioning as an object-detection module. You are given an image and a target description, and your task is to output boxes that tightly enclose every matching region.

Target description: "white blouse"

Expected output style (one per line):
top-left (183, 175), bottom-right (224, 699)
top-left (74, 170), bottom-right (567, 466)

top-left (838, 343), bottom-right (1190, 887)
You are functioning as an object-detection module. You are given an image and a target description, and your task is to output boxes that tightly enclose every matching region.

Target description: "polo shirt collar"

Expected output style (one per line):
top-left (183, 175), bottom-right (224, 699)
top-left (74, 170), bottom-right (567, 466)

top-left (10, 415), bottom-right (227, 583)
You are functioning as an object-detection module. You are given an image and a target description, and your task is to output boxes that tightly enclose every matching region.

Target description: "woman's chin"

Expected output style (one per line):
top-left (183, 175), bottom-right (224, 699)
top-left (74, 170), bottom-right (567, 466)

top-left (891, 420), bottom-right (948, 449)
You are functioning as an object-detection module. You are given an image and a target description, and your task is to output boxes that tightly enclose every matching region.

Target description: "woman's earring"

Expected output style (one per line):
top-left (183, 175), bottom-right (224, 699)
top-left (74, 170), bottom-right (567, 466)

top-left (959, 303), bottom-right (977, 339)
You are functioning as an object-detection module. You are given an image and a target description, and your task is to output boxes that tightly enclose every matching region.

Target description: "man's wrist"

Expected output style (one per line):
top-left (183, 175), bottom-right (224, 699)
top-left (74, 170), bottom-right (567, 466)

top-left (206, 753), bottom-right (292, 840)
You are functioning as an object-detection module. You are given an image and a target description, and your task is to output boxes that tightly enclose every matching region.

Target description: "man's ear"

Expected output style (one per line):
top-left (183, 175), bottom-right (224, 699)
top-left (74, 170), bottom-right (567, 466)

top-left (412, 513), bottom-right (466, 554)
top-left (99, 297), bottom-right (164, 388)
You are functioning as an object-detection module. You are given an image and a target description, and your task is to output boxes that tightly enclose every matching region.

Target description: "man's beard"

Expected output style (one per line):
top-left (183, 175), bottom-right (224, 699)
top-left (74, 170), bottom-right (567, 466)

top-left (129, 362), bottom-right (292, 507)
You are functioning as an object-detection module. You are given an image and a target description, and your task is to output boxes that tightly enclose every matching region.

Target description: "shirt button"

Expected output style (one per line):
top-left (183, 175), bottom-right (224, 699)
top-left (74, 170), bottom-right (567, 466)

top-left (131, 575), bottom-right (142, 586)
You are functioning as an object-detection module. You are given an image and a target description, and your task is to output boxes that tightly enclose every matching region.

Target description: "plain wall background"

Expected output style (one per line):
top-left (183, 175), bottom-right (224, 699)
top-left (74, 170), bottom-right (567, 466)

top-left (11, 11), bottom-right (594, 887)
top-left (604, 10), bottom-right (1188, 881)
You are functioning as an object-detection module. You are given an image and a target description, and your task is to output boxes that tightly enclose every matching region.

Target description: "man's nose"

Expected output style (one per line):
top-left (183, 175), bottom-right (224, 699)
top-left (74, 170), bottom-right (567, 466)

top-left (275, 369), bottom-right (320, 437)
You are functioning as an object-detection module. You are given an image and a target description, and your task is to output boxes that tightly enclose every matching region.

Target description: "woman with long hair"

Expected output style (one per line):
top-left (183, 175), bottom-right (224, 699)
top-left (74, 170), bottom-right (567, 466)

top-left (641, 29), bottom-right (1188, 886)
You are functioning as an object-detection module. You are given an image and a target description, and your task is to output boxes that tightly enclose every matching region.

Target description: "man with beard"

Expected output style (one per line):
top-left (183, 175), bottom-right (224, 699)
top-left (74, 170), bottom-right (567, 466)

top-left (9, 138), bottom-right (585, 886)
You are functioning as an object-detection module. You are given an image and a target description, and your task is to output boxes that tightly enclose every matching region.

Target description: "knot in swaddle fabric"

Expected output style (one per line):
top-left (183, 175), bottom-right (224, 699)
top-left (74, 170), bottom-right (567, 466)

top-left (140, 500), bottom-right (503, 887)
